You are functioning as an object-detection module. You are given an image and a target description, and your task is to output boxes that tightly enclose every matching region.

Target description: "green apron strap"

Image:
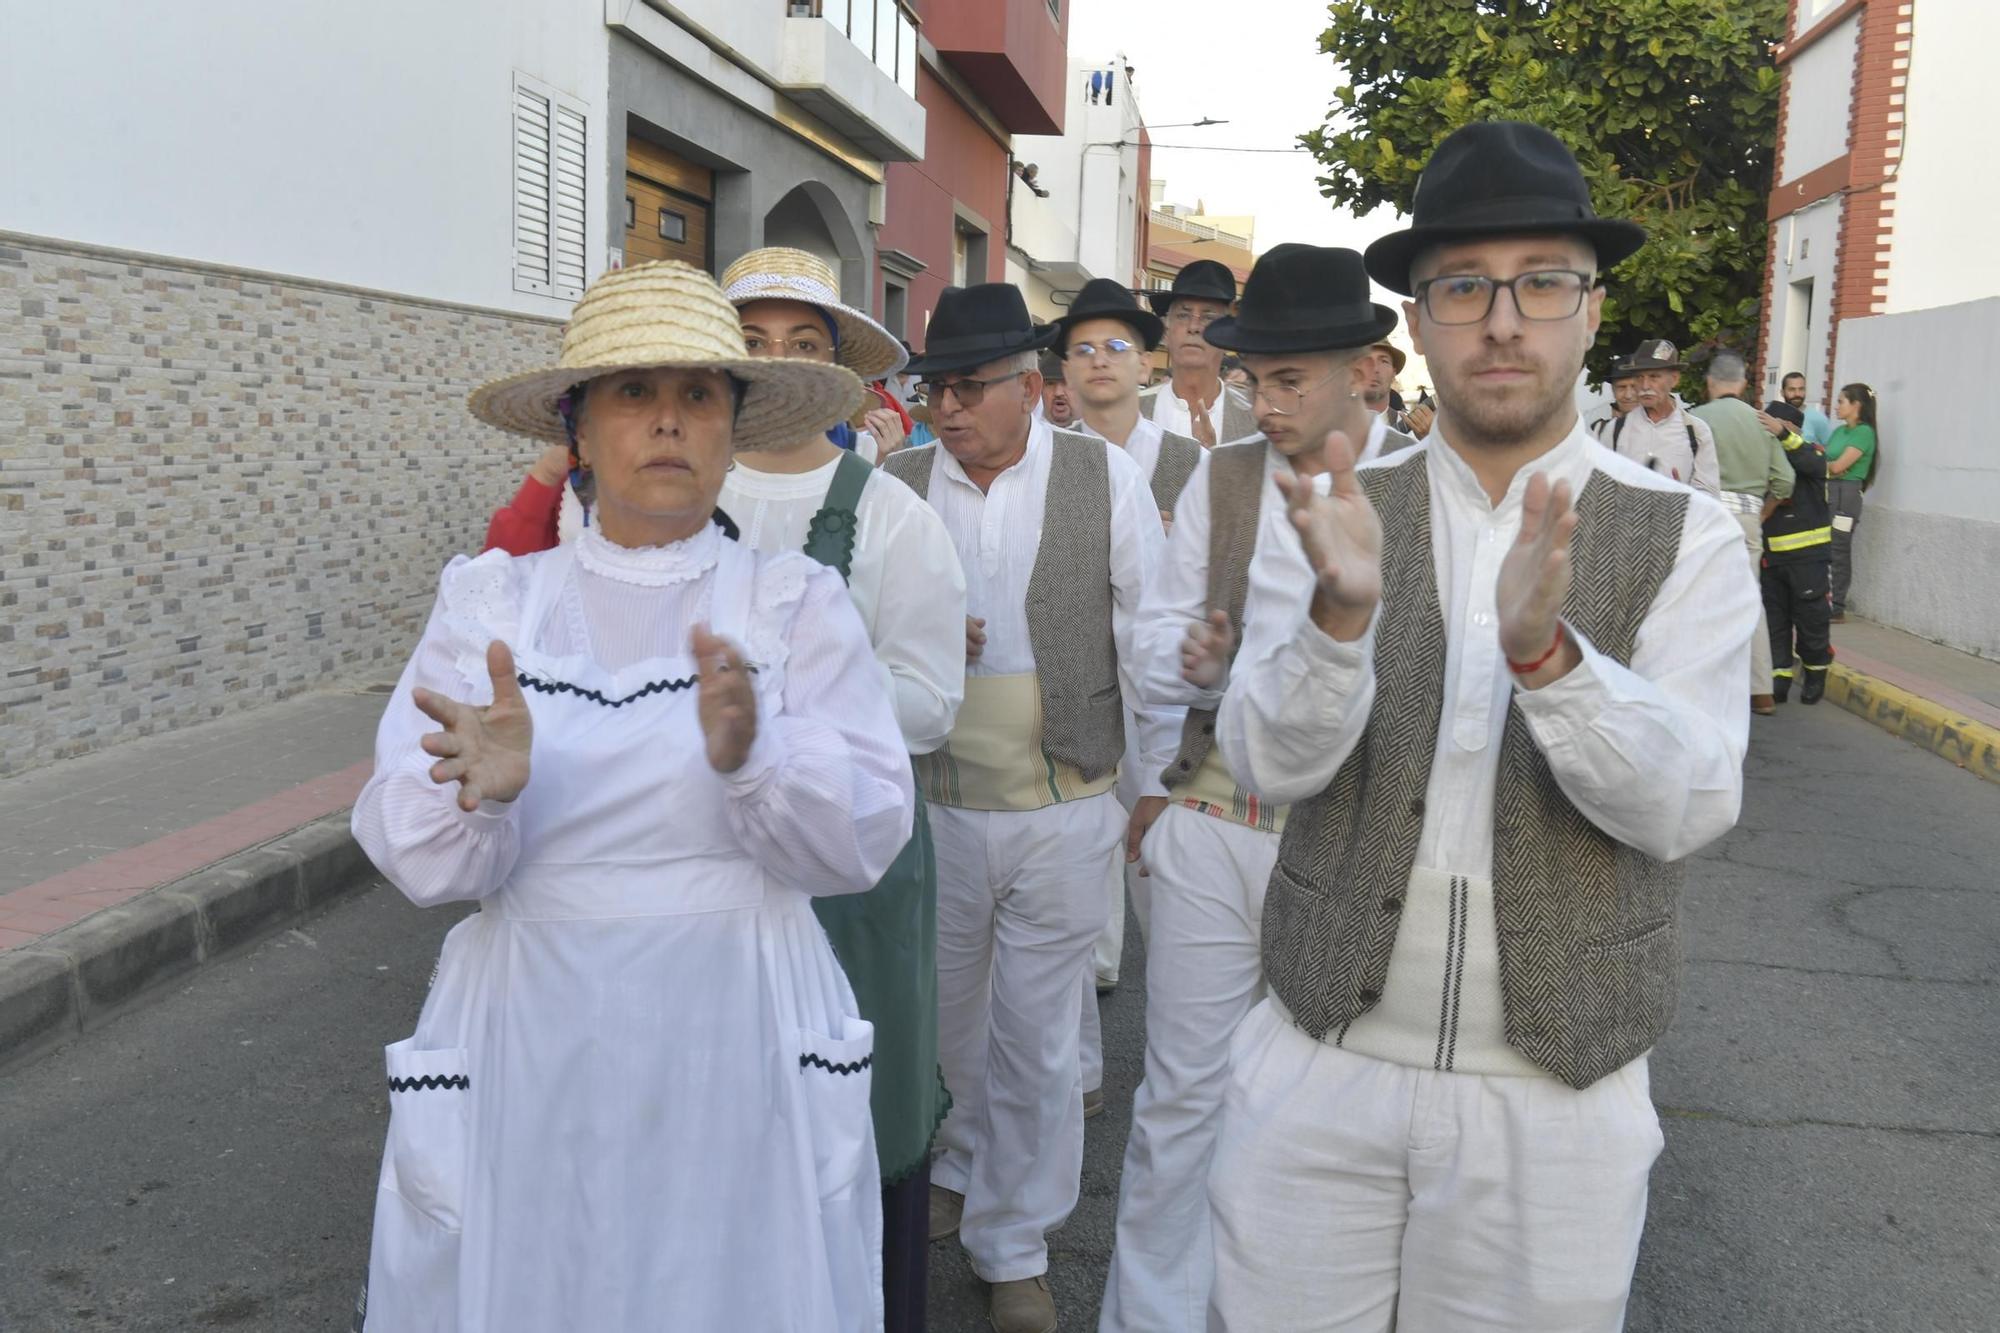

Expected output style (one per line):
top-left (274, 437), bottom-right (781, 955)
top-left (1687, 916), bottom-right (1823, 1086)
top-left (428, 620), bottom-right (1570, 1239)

top-left (801, 449), bottom-right (874, 584)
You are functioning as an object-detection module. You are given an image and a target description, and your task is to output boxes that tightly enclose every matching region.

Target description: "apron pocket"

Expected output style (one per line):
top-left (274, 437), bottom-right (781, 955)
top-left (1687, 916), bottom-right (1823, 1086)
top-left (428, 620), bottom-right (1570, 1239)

top-left (381, 1038), bottom-right (472, 1232)
top-left (797, 1016), bottom-right (876, 1199)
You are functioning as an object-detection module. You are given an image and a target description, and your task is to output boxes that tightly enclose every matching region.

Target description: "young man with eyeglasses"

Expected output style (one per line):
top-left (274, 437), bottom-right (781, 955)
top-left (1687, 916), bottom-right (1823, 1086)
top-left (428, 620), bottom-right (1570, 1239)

top-left (1139, 261), bottom-right (1257, 448)
top-left (1206, 123), bottom-right (1756, 1331)
top-left (882, 283), bottom-right (1177, 1333)
top-left (1101, 243), bottom-right (1399, 1333)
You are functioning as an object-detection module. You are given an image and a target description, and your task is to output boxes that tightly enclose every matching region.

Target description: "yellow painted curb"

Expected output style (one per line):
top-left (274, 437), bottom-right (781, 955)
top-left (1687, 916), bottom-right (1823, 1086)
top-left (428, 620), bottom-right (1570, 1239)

top-left (1825, 664), bottom-right (2000, 787)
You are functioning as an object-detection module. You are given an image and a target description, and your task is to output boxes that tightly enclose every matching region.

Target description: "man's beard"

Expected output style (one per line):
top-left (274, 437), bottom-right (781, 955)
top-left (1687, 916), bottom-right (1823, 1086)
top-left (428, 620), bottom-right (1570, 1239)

top-left (1434, 352), bottom-right (1574, 448)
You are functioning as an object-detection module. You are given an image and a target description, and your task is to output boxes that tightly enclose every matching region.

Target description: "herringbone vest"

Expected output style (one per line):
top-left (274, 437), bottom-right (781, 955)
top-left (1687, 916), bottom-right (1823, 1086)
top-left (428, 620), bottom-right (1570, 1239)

top-left (1162, 437), bottom-right (1267, 789)
top-left (1261, 450), bottom-right (1691, 1089)
top-left (885, 435), bottom-right (1124, 780)
top-left (1150, 430), bottom-right (1204, 515)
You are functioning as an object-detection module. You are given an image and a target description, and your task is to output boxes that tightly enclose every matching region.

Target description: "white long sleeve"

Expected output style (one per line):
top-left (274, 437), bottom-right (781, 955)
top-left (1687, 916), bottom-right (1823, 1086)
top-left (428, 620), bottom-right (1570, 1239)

top-left (1103, 443), bottom-right (1182, 799)
top-left (718, 567), bottom-right (916, 895)
top-left (1136, 451), bottom-right (1224, 711)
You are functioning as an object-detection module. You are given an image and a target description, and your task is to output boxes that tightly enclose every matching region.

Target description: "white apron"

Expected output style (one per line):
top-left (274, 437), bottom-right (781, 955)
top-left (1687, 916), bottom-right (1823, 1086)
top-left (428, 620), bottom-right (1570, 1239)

top-left (363, 539), bottom-right (883, 1333)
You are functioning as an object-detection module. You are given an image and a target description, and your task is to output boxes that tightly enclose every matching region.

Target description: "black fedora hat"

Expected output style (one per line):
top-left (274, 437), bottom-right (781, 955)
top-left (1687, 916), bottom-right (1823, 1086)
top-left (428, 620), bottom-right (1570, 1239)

top-left (1622, 338), bottom-right (1686, 373)
top-left (1144, 259), bottom-right (1238, 315)
top-left (1202, 244), bottom-right (1398, 355)
top-left (905, 283), bottom-right (1060, 377)
top-left (1057, 277), bottom-right (1165, 349)
top-left (1363, 121), bottom-right (1648, 296)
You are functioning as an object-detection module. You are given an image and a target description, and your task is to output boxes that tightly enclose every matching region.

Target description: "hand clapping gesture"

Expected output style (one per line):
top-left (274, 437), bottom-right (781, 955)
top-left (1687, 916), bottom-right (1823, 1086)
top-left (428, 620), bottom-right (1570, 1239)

top-left (1272, 429), bottom-right (1382, 641)
top-left (1180, 609), bottom-right (1234, 689)
top-left (416, 641), bottom-right (533, 810)
top-left (691, 623), bottom-right (759, 774)
top-left (1495, 473), bottom-right (1582, 688)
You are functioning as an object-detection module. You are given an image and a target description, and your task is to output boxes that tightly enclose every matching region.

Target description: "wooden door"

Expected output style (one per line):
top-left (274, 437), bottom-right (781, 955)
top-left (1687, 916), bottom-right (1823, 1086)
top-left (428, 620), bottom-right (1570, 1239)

top-left (624, 138), bottom-right (713, 270)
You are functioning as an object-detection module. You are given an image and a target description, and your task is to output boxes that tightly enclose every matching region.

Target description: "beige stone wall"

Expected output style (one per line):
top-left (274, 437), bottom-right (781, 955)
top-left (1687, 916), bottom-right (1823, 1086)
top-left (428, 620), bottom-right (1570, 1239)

top-left (0, 233), bottom-right (562, 776)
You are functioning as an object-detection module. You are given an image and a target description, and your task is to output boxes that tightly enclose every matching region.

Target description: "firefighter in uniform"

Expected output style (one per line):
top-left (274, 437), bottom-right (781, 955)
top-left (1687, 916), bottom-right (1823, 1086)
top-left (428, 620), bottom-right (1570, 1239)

top-left (1759, 401), bottom-right (1834, 704)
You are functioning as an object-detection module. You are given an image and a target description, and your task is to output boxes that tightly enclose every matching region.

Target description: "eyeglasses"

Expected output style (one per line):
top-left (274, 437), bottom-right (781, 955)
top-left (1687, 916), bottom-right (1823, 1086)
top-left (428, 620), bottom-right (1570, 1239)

top-left (742, 335), bottom-right (830, 358)
top-left (1065, 338), bottom-right (1139, 361)
top-left (1166, 307), bottom-right (1224, 329)
top-left (1413, 270), bottom-right (1595, 326)
top-left (1250, 371), bottom-right (1343, 416)
top-left (917, 369), bottom-right (1027, 409)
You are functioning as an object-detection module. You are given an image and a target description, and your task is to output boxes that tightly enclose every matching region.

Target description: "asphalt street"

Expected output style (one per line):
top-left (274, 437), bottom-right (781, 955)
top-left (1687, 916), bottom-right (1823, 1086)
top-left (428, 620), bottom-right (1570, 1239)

top-left (1, 699), bottom-right (1995, 1332)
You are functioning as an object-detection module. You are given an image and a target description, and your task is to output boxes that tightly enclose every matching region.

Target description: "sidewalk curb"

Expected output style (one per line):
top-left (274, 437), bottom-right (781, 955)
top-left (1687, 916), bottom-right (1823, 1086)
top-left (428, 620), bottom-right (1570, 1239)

top-left (1827, 663), bottom-right (2000, 787)
top-left (0, 813), bottom-right (372, 1074)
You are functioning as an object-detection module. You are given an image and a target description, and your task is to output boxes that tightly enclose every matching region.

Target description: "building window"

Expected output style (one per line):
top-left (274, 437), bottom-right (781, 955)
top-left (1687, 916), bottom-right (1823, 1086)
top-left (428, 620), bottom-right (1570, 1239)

top-left (625, 195), bottom-right (636, 229)
top-left (513, 73), bottom-right (588, 300)
top-left (956, 224), bottom-right (990, 286)
top-left (883, 277), bottom-right (908, 340)
top-left (819, 0), bottom-right (919, 100)
top-left (659, 209), bottom-right (687, 243)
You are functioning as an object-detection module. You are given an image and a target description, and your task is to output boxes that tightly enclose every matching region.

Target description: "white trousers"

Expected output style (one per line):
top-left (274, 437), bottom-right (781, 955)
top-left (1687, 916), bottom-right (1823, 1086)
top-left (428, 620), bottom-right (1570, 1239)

top-left (1085, 751), bottom-right (1148, 1093)
top-left (1733, 509), bottom-right (1774, 692)
top-left (931, 795), bottom-right (1125, 1282)
top-left (1100, 806), bottom-right (1277, 1333)
top-left (1207, 1000), bottom-right (1663, 1333)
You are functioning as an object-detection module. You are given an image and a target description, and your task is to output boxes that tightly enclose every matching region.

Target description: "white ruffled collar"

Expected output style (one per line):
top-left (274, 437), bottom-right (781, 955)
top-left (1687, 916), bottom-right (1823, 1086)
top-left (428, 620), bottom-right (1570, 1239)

top-left (573, 521), bottom-right (721, 587)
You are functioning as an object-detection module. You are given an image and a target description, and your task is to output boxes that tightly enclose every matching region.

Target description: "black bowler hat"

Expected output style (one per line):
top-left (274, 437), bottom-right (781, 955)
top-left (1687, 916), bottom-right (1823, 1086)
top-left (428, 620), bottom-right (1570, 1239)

top-left (1363, 121), bottom-right (1648, 296)
top-left (1145, 259), bottom-right (1238, 315)
top-left (1202, 244), bottom-right (1398, 355)
top-left (1057, 278), bottom-right (1165, 349)
top-left (905, 283), bottom-right (1060, 377)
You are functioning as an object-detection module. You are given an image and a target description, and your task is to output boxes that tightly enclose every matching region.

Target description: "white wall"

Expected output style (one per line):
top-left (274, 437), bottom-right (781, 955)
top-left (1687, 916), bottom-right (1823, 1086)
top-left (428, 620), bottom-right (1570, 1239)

top-left (1008, 56), bottom-right (1144, 285)
top-left (1835, 299), bottom-right (2000, 657)
top-left (1882, 5), bottom-right (2000, 314)
top-left (0, 0), bottom-right (609, 316)
top-left (1761, 198), bottom-right (1843, 404)
top-left (1778, 14), bottom-right (1857, 181)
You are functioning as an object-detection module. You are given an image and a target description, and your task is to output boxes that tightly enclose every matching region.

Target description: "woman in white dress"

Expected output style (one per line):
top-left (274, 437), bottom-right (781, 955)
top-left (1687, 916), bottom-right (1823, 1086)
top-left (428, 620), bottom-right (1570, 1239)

top-left (352, 260), bottom-right (914, 1333)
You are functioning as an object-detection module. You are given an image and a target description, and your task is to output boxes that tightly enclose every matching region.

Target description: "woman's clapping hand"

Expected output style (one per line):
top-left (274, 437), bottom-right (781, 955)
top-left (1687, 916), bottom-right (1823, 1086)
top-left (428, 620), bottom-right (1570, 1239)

top-left (415, 640), bottom-right (534, 810)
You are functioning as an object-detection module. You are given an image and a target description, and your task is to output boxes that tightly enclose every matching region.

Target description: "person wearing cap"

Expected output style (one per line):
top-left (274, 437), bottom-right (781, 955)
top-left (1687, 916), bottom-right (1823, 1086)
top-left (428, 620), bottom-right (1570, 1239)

top-left (1585, 355), bottom-right (1642, 438)
top-left (1103, 243), bottom-right (1399, 1333)
top-left (882, 283), bottom-right (1174, 1333)
top-left (1356, 339), bottom-right (1422, 462)
top-left (1597, 339), bottom-right (1721, 499)
top-left (1140, 261), bottom-right (1257, 447)
top-left (351, 260), bottom-right (913, 1332)
top-left (1207, 122), bottom-right (1757, 1331)
top-left (1053, 277), bottom-right (1202, 1039)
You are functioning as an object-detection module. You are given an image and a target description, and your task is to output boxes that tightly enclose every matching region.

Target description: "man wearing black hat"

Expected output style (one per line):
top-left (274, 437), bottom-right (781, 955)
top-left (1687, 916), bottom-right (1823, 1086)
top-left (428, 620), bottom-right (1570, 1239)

top-left (1206, 122), bottom-right (1757, 1331)
top-left (1585, 355), bottom-right (1642, 438)
top-left (1051, 276), bottom-right (1202, 1088)
top-left (1101, 243), bottom-right (1399, 1333)
top-left (1140, 260), bottom-right (1257, 447)
top-left (1598, 338), bottom-right (1720, 499)
top-left (883, 283), bottom-right (1176, 1333)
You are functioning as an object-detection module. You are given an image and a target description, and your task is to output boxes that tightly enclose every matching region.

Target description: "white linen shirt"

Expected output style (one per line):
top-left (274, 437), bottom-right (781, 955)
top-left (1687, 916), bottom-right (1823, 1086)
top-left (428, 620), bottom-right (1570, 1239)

top-left (1148, 381), bottom-right (1232, 442)
top-left (901, 420), bottom-right (1179, 798)
top-left (723, 459), bottom-right (966, 755)
top-left (1078, 413), bottom-right (1171, 488)
top-left (1595, 396), bottom-right (1721, 499)
top-left (1219, 422), bottom-right (1756, 878)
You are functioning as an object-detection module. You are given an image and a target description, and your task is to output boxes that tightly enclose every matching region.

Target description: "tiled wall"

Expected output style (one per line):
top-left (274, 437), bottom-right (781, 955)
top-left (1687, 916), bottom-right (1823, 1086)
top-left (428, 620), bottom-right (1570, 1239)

top-left (0, 234), bottom-right (562, 776)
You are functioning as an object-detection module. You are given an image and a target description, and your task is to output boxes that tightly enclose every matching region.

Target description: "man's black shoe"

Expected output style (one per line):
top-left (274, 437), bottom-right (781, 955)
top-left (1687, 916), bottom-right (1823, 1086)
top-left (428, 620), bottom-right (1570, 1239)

top-left (1801, 671), bottom-right (1826, 705)
top-left (1773, 675), bottom-right (1791, 703)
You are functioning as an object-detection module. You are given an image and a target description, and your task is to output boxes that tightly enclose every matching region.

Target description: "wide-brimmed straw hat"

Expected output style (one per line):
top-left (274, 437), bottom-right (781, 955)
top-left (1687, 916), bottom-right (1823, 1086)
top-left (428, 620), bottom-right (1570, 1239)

top-left (719, 247), bottom-right (909, 381)
top-left (467, 261), bottom-right (864, 450)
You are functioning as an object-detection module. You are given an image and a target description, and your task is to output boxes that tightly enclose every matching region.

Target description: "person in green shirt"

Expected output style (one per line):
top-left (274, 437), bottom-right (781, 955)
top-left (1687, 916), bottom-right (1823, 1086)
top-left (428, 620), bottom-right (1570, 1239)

top-left (1826, 382), bottom-right (1880, 619)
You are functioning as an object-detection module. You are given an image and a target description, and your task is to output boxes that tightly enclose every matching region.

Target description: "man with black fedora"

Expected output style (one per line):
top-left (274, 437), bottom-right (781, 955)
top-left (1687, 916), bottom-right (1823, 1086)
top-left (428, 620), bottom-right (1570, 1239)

top-left (1598, 337), bottom-right (1720, 499)
top-left (1102, 243), bottom-right (1399, 1333)
top-left (1141, 260), bottom-right (1257, 448)
top-left (1051, 275), bottom-right (1201, 1100)
top-left (1207, 122), bottom-right (1756, 1330)
top-left (883, 282), bottom-right (1176, 1333)
top-left (1585, 353), bottom-right (1642, 438)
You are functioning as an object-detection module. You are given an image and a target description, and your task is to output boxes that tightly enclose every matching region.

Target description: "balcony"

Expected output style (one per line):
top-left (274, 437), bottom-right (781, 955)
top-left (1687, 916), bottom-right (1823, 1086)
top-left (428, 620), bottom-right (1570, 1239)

top-left (778, 0), bottom-right (926, 161)
top-left (921, 0), bottom-right (1067, 136)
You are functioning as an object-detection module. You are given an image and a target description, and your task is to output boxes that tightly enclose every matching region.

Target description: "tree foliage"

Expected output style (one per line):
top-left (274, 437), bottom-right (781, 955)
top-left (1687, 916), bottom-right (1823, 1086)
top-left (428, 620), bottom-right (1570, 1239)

top-left (1303, 0), bottom-right (1787, 383)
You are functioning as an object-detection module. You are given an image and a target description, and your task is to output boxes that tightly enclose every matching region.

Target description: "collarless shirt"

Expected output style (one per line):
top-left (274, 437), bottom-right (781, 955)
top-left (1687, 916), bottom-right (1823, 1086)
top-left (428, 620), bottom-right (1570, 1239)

top-left (1601, 396), bottom-right (1722, 498)
top-left (1078, 412), bottom-right (1168, 485)
top-left (1148, 380), bottom-right (1230, 441)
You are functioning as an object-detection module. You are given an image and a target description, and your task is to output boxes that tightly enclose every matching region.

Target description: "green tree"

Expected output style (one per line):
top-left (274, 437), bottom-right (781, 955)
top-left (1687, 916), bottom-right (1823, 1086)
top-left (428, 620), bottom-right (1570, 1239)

top-left (1303, 0), bottom-right (1787, 384)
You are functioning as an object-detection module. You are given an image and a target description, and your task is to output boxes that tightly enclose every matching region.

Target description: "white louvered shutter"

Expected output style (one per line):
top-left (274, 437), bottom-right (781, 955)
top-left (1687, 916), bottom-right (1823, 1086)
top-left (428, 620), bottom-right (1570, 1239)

top-left (513, 75), bottom-right (588, 300)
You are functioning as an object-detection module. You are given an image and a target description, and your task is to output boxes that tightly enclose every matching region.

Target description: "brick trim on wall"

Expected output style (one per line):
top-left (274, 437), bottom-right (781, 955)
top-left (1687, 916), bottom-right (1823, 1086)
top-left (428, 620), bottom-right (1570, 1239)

top-left (1826, 0), bottom-right (1913, 404)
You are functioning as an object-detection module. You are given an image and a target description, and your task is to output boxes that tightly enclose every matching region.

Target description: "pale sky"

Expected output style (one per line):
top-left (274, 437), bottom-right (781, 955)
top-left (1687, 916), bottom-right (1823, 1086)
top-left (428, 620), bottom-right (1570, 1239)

top-left (1065, 0), bottom-right (1429, 384)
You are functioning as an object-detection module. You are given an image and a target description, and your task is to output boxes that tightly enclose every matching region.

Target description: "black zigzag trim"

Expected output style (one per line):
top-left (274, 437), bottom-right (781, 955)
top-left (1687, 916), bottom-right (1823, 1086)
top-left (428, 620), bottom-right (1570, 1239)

top-left (515, 663), bottom-right (757, 710)
top-left (799, 1051), bottom-right (872, 1076)
top-left (388, 1073), bottom-right (469, 1092)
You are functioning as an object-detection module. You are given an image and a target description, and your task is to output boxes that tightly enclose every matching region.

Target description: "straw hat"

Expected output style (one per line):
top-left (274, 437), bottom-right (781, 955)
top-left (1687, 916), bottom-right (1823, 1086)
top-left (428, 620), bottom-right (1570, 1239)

top-left (467, 260), bottom-right (865, 451)
top-left (719, 248), bottom-right (908, 381)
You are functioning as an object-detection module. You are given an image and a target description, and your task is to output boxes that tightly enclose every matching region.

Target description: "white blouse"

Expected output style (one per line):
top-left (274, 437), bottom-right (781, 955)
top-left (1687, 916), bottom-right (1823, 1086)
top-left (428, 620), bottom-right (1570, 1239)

top-left (352, 525), bottom-right (916, 905)
top-left (722, 458), bottom-right (967, 755)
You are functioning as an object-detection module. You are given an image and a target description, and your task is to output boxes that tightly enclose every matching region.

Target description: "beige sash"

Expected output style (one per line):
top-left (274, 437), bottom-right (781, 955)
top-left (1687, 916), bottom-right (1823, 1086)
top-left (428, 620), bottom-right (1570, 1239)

top-left (1175, 747), bottom-right (1286, 834)
top-left (915, 674), bottom-right (1118, 812)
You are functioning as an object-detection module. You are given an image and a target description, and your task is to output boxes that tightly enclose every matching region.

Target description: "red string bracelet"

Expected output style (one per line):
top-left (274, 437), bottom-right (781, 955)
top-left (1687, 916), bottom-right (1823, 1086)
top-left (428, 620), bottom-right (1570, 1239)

top-left (1506, 626), bottom-right (1567, 676)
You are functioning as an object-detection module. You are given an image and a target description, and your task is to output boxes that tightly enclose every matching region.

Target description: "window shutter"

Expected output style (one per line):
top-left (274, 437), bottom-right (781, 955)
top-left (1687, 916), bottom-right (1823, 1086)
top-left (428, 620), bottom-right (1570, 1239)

top-left (513, 74), bottom-right (588, 300)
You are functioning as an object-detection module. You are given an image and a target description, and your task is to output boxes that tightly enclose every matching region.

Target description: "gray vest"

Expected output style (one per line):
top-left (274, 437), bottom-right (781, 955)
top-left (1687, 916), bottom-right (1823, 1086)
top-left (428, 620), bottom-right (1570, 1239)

top-left (1150, 429), bottom-right (1204, 515)
top-left (1261, 451), bottom-right (1691, 1090)
top-left (1143, 382), bottom-right (1258, 445)
top-left (1163, 437), bottom-right (1268, 789)
top-left (885, 436), bottom-right (1125, 780)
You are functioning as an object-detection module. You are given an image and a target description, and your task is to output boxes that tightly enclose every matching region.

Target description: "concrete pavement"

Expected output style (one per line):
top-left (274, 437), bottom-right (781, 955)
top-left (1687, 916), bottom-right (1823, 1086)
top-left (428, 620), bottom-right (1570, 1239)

top-left (1, 700), bottom-right (1994, 1330)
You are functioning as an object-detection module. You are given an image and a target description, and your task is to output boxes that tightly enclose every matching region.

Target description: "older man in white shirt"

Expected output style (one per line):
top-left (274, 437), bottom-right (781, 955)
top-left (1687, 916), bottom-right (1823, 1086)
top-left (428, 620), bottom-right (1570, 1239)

top-left (1140, 260), bottom-right (1258, 447)
top-left (1207, 122), bottom-right (1756, 1333)
top-left (1594, 338), bottom-right (1720, 498)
